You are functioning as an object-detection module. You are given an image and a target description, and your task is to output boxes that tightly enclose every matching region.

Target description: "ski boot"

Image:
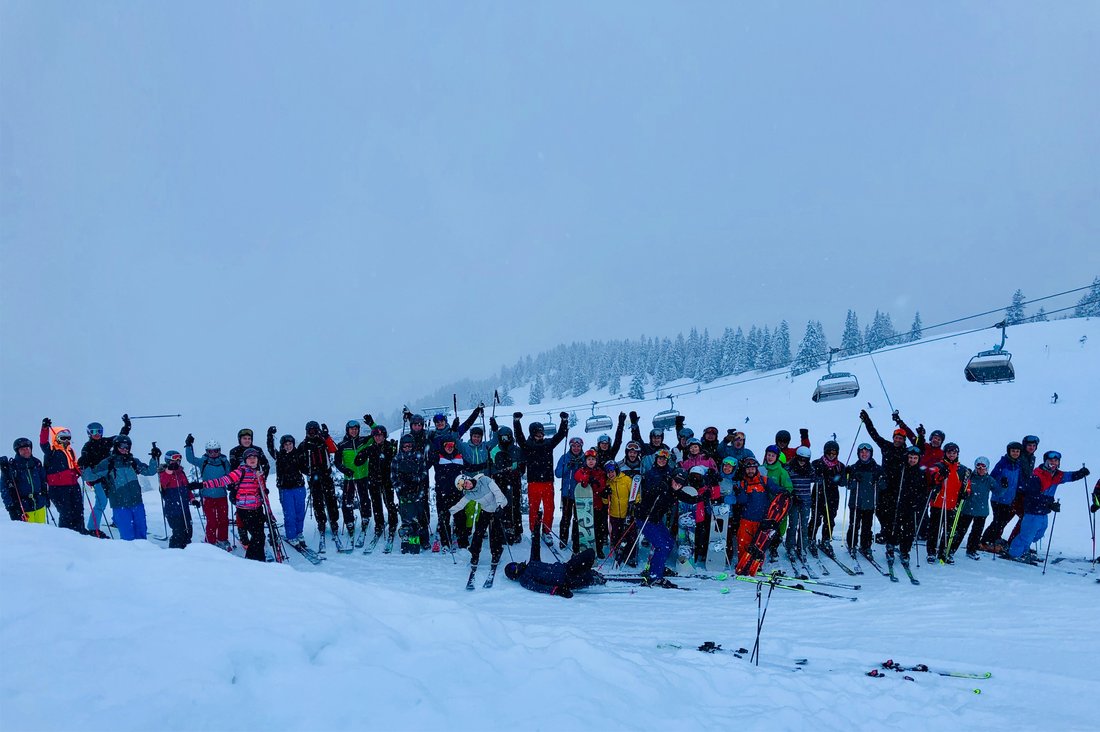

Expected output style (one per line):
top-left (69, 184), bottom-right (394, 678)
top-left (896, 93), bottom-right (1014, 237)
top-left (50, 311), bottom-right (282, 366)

top-left (966, 551), bottom-right (980, 561)
top-left (899, 553), bottom-right (911, 568)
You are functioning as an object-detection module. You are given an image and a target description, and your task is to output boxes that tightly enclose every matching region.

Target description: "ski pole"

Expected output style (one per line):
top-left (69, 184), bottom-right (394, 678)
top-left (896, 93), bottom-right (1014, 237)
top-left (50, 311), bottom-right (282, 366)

top-left (492, 511), bottom-right (514, 563)
top-left (1041, 510), bottom-right (1059, 576)
top-left (599, 516), bottom-right (636, 572)
top-left (868, 353), bottom-right (894, 415)
top-left (127, 414), bottom-right (182, 420)
top-left (751, 576), bottom-right (778, 666)
top-left (615, 514), bottom-right (651, 571)
top-left (1083, 467), bottom-right (1096, 566)
top-left (945, 477), bottom-right (970, 558)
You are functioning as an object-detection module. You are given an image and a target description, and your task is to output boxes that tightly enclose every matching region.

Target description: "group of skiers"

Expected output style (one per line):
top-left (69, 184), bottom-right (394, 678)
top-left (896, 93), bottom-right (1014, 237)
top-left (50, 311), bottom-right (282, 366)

top-left (2, 407), bottom-right (1096, 588)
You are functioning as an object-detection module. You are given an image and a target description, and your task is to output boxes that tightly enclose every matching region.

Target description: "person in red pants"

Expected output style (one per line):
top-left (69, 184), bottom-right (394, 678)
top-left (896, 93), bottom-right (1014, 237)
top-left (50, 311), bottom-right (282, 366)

top-left (513, 411), bottom-right (569, 544)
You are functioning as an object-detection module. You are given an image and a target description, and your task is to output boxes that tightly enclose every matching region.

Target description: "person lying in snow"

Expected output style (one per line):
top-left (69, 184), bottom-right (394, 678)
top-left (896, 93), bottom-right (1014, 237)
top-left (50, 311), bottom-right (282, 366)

top-left (504, 533), bottom-right (605, 598)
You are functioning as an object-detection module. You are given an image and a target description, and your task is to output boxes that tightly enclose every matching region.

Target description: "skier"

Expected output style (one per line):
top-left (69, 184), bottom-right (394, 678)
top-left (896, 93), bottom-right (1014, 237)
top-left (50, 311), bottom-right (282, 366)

top-left (716, 457), bottom-right (740, 565)
top-left (593, 412), bottom-right (627, 466)
top-left (201, 447), bottom-right (271, 561)
top-left (457, 425), bottom-right (491, 474)
top-left (699, 426), bottom-right (722, 462)
top-left (617, 441), bottom-right (645, 479)
top-left (1005, 435), bottom-right (1042, 545)
top-left (38, 419), bottom-right (85, 533)
top-left (635, 466), bottom-right (698, 587)
top-left (391, 434), bottom-right (430, 554)
top-left (681, 440), bottom-right (718, 564)
top-left (296, 421), bottom-right (339, 550)
top-left (925, 443), bottom-right (971, 564)
top-left (880, 446), bottom-right (925, 565)
top-left (785, 446), bottom-right (815, 561)
top-left (605, 461), bottom-right (640, 567)
top-left (78, 416), bottom-right (131, 536)
top-left (504, 546), bottom-right (605, 598)
top-left (185, 434), bottom-right (233, 549)
top-left (513, 411), bottom-right (569, 544)
top-left (774, 429), bottom-right (811, 464)
top-left (810, 440), bottom-right (844, 552)
top-left (487, 423), bottom-right (524, 544)
top-left (82, 436), bottom-right (159, 540)
top-left (980, 441), bottom-right (1024, 552)
top-left (450, 473), bottom-right (508, 574)
top-left (229, 428), bottom-right (270, 475)
top-left (629, 413), bottom-right (671, 462)
top-left (1, 438), bottom-right (49, 523)
top-left (574, 449), bottom-right (610, 557)
top-left (733, 457), bottom-right (788, 575)
top-left (266, 427), bottom-right (308, 548)
top-left (426, 406), bottom-right (483, 455)
top-left (672, 427), bottom-right (694, 464)
top-left (554, 437), bottom-right (585, 551)
top-left (432, 440), bottom-right (466, 549)
top-left (761, 445), bottom-right (793, 560)
top-left (159, 451), bottom-right (194, 549)
top-left (845, 443), bottom-right (881, 559)
top-left (950, 457), bottom-right (994, 560)
top-left (1005, 451), bottom-right (1089, 561)
top-left (718, 431), bottom-right (755, 475)
top-left (335, 420), bottom-right (372, 542)
top-left (360, 424), bottom-right (399, 547)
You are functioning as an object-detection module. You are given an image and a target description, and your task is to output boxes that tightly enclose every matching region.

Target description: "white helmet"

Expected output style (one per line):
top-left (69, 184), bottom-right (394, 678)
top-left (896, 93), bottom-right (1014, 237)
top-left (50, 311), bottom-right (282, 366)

top-left (205, 439), bottom-right (221, 451)
top-left (455, 474), bottom-right (472, 490)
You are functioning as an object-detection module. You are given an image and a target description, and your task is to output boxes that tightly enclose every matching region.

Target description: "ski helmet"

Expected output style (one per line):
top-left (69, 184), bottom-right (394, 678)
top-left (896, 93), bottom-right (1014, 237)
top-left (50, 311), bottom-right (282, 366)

top-left (670, 467), bottom-right (690, 485)
top-left (305, 421), bottom-right (321, 433)
top-left (504, 562), bottom-right (527, 580)
top-left (12, 437), bottom-right (32, 451)
top-left (165, 450), bottom-right (182, 462)
top-left (433, 413), bottom-right (447, 424)
top-left (604, 461), bottom-right (619, 472)
top-left (930, 430), bottom-right (946, 442)
top-left (678, 428), bottom-right (694, 439)
top-left (775, 430), bottom-right (791, 444)
top-left (741, 457), bottom-right (759, 470)
top-left (469, 426), bottom-right (484, 436)
top-left (242, 447), bottom-right (261, 461)
top-left (454, 474), bottom-right (472, 489)
top-left (765, 444), bottom-right (780, 456)
top-left (1043, 450), bottom-right (1062, 462)
top-left (893, 428), bottom-right (907, 440)
top-left (722, 457), bottom-right (738, 470)
top-left (795, 446), bottom-right (811, 459)
top-left (205, 439), bottom-right (221, 451)
top-left (598, 434), bottom-right (611, 445)
top-left (689, 465), bottom-right (708, 476)
top-left (496, 426), bottom-right (513, 442)
top-left (238, 428), bottom-right (253, 439)
top-left (687, 438), bottom-right (702, 447)
top-left (86, 422), bottom-right (104, 436)
top-left (943, 442), bottom-right (960, 454)
top-left (409, 414), bottom-right (425, 427)
top-left (346, 419), bottom-right (361, 431)
top-left (703, 426), bottom-right (719, 437)
top-left (56, 429), bottom-right (72, 441)
top-left (649, 429), bottom-right (664, 439)
top-left (857, 443), bottom-right (873, 455)
top-left (399, 434), bottom-right (415, 447)
top-left (1006, 441), bottom-right (1023, 453)
top-left (529, 422), bottom-right (544, 436)
top-left (974, 456), bottom-right (990, 470)
top-left (823, 440), bottom-right (840, 454)
top-left (584, 449), bottom-right (598, 460)
top-left (906, 446), bottom-right (922, 457)
top-left (114, 435), bottom-right (132, 450)
top-left (371, 425), bottom-right (388, 438)
top-left (1023, 435), bottom-right (1039, 446)
top-left (655, 448), bottom-right (671, 460)
top-left (569, 437), bottom-right (584, 449)
top-left (280, 434), bottom-right (296, 446)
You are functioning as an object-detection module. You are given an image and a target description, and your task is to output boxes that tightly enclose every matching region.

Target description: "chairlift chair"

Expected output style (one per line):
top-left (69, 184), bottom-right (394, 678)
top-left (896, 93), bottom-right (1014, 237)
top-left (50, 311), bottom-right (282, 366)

top-left (965, 322), bottom-right (1015, 384)
top-left (812, 349), bottom-right (860, 403)
top-left (542, 412), bottom-right (558, 439)
top-left (652, 396), bottom-right (680, 432)
top-left (585, 402), bottom-right (614, 434)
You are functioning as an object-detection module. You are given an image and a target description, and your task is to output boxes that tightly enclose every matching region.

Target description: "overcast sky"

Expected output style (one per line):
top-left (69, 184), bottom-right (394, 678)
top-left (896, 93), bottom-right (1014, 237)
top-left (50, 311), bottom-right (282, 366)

top-left (2, 2), bottom-right (1098, 446)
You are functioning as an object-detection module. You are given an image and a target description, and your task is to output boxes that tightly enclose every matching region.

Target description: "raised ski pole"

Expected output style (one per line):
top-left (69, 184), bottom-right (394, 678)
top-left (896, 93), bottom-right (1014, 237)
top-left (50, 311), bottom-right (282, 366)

top-left (1041, 510), bottom-right (1059, 576)
top-left (127, 414), bottom-right (182, 420)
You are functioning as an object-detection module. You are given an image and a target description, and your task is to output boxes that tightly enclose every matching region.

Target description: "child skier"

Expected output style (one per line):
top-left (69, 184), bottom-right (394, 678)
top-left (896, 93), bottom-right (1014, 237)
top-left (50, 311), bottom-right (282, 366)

top-left (951, 457), bottom-right (994, 560)
top-left (202, 447), bottom-right (273, 561)
top-left (159, 450), bottom-right (194, 549)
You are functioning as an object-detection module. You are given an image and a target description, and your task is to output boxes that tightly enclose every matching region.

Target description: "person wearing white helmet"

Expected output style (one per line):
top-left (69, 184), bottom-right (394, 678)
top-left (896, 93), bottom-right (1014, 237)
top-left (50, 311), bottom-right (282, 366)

top-left (184, 433), bottom-right (233, 549)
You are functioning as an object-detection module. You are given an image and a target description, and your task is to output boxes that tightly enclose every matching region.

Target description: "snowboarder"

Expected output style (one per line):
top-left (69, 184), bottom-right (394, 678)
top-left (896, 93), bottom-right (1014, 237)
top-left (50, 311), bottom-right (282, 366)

top-left (1005, 451), bottom-right (1089, 560)
top-left (391, 433), bottom-right (429, 554)
top-left (38, 419), bottom-right (84, 533)
top-left (574, 449), bottom-right (610, 556)
top-left (82, 436), bottom-right (159, 541)
top-left (761, 445), bottom-right (793, 559)
top-left (1, 438), bottom-right (49, 523)
top-left (185, 434), bottom-right (233, 549)
top-left (266, 428), bottom-right (308, 548)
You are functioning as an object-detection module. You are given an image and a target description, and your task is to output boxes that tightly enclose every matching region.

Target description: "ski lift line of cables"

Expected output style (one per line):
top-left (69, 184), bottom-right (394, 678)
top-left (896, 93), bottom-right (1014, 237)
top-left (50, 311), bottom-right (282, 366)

top-left (531, 292), bottom-right (1100, 416)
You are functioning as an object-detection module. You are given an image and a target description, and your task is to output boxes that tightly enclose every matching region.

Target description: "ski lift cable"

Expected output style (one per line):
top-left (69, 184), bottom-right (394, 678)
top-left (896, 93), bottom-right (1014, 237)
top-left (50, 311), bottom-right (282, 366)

top-left (504, 291), bottom-right (1099, 415)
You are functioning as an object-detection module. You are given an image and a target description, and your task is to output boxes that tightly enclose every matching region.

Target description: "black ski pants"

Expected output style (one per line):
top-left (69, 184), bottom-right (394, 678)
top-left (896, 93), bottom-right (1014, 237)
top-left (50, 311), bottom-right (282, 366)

top-left (926, 506), bottom-right (956, 558)
top-left (48, 485), bottom-right (84, 533)
top-left (341, 478), bottom-right (372, 529)
top-left (950, 514), bottom-right (986, 555)
top-left (469, 508), bottom-right (505, 565)
top-left (846, 507), bottom-right (875, 552)
top-left (812, 484), bottom-right (840, 543)
top-left (308, 474), bottom-right (339, 532)
top-left (238, 507), bottom-right (267, 561)
top-left (559, 497), bottom-right (580, 552)
top-left (367, 479), bottom-right (399, 537)
top-left (980, 503), bottom-right (1016, 546)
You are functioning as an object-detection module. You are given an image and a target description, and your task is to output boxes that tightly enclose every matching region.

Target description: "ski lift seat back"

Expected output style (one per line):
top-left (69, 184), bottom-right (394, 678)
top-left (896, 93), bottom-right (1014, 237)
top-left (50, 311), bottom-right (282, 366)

top-left (542, 412), bottom-right (558, 438)
top-left (651, 396), bottom-right (680, 432)
top-left (964, 321), bottom-right (1015, 385)
top-left (812, 372), bottom-right (860, 403)
top-left (585, 415), bottom-right (614, 433)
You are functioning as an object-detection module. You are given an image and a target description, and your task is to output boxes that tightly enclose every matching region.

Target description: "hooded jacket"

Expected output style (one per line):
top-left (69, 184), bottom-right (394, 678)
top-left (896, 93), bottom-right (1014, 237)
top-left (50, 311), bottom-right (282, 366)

top-left (39, 426), bottom-right (81, 487)
top-left (449, 474), bottom-right (508, 515)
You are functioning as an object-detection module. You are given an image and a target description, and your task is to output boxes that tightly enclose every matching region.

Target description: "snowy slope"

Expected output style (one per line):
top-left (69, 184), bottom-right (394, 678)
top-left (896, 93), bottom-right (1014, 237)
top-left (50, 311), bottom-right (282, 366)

top-left (2, 319), bottom-right (1099, 732)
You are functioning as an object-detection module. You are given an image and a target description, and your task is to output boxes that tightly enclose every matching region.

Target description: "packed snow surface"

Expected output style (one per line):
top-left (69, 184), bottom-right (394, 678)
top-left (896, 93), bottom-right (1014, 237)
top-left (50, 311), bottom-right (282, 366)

top-left (3, 319), bottom-right (1098, 731)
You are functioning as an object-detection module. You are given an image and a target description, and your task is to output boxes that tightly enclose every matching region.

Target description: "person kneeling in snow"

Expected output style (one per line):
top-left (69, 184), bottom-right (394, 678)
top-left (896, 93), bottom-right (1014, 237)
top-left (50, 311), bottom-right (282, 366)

top-left (504, 543), bottom-right (605, 598)
top-left (450, 473), bottom-right (508, 571)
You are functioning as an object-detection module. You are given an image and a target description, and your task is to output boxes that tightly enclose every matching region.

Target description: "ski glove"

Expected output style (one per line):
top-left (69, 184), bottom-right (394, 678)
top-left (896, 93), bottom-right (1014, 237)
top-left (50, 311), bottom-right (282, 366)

top-left (489, 417), bottom-right (499, 432)
top-left (185, 434), bottom-right (195, 448)
top-left (859, 409), bottom-right (870, 424)
top-left (267, 426), bottom-right (277, 436)
top-left (513, 412), bottom-right (523, 420)
top-left (1051, 501), bottom-right (1061, 513)
top-left (629, 411), bottom-right (639, 423)
top-left (42, 417), bottom-right (52, 428)
top-left (321, 424), bottom-right (329, 437)
top-left (150, 445), bottom-right (162, 461)
top-left (618, 412), bottom-right (627, 425)
top-left (122, 414), bottom-right (132, 430)
top-left (363, 414), bottom-right (374, 426)
top-left (799, 428), bottom-right (809, 441)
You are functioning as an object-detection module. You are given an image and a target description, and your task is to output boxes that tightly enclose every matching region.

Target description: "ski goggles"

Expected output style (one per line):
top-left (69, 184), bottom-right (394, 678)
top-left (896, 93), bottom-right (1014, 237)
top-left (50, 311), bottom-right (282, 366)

top-left (167, 454), bottom-right (183, 462)
top-left (87, 427), bottom-right (104, 437)
top-left (58, 434), bottom-right (72, 442)
top-left (1044, 451), bottom-right (1062, 461)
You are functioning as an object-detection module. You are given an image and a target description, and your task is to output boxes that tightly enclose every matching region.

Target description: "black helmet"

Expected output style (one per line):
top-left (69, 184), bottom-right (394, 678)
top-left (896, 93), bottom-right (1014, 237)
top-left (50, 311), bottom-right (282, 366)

top-left (649, 428), bottom-right (663, 439)
top-left (530, 422), bottom-right (544, 436)
top-left (775, 430), bottom-right (791, 443)
top-left (943, 442), bottom-right (960, 453)
top-left (741, 457), bottom-right (759, 470)
top-left (399, 434), bottom-right (415, 447)
top-left (823, 440), bottom-right (840, 454)
top-left (1006, 441), bottom-right (1023, 453)
top-left (12, 437), bottom-right (32, 451)
top-left (113, 435), bottom-right (132, 450)
top-left (930, 429), bottom-right (946, 442)
top-left (280, 434), bottom-right (296, 446)
top-left (371, 425), bottom-right (388, 438)
top-left (906, 446), bottom-right (922, 457)
top-left (305, 420), bottom-right (321, 433)
top-left (470, 426), bottom-right (484, 436)
top-left (670, 467), bottom-right (690, 485)
top-left (504, 561), bottom-right (527, 580)
top-left (242, 447), bottom-right (262, 460)
top-left (409, 414), bottom-right (425, 427)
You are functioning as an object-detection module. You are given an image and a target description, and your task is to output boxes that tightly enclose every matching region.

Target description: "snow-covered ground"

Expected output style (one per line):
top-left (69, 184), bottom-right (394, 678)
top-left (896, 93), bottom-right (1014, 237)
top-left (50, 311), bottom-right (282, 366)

top-left (2, 318), bottom-right (1098, 731)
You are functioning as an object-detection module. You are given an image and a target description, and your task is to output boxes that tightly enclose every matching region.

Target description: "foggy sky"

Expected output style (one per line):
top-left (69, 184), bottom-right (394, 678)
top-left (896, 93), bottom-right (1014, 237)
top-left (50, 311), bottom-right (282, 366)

top-left (2, 2), bottom-right (1098, 446)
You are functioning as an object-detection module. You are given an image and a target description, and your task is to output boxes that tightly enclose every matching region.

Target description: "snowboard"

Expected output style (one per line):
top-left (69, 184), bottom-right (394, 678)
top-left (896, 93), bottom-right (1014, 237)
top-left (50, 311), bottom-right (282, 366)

top-left (575, 482), bottom-right (596, 551)
top-left (735, 492), bottom-right (792, 577)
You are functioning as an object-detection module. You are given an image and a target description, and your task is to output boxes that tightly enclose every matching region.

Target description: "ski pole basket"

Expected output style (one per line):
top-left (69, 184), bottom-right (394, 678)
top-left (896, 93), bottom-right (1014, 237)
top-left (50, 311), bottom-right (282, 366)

top-left (585, 402), bottom-right (614, 434)
top-left (812, 349), bottom-right (860, 403)
top-left (964, 322), bottom-right (1015, 384)
top-left (651, 396), bottom-right (680, 431)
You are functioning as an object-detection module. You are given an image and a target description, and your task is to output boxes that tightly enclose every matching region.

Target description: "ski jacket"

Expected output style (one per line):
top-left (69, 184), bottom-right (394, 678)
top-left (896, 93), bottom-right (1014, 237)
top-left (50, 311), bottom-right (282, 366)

top-left (718, 472), bottom-right (738, 506)
top-left (83, 452), bottom-right (158, 510)
top-left (335, 433), bottom-right (371, 480)
top-left (864, 420), bottom-right (911, 488)
top-left (428, 409), bottom-right (481, 455)
top-left (39, 426), bottom-right (81, 487)
top-left (700, 436), bottom-right (721, 462)
top-left (1019, 465), bottom-right (1088, 515)
top-left (515, 557), bottom-right (603, 596)
top-left (680, 454), bottom-right (717, 473)
top-left (845, 459), bottom-right (882, 511)
top-left (778, 432), bottom-right (811, 464)
top-left (159, 466), bottom-right (194, 510)
top-left (77, 419), bottom-right (131, 473)
top-left (458, 438), bottom-right (491, 474)
top-left (737, 473), bottom-right (784, 523)
top-left (763, 460), bottom-right (793, 494)
top-left (266, 434), bottom-right (308, 489)
top-left (1, 455), bottom-right (49, 519)
top-left (229, 443), bottom-right (270, 476)
top-left (593, 419), bottom-right (626, 465)
top-left (514, 416), bottom-right (568, 483)
top-left (204, 465), bottom-right (267, 511)
top-left (489, 429), bottom-right (524, 484)
top-left (185, 445), bottom-right (233, 499)
top-left (990, 455), bottom-right (1023, 505)
top-left (555, 450), bottom-right (586, 500)
top-left (359, 438), bottom-right (397, 486)
top-left (607, 473), bottom-right (638, 519)
top-left (449, 474), bottom-right (507, 515)
top-left (811, 456), bottom-right (845, 497)
top-left (296, 435), bottom-right (338, 480)
top-left (433, 448), bottom-right (465, 489)
top-left (962, 473), bottom-right (994, 517)
top-left (929, 460), bottom-right (971, 511)
top-left (786, 460), bottom-right (815, 503)
top-left (617, 456), bottom-right (644, 479)
top-left (391, 448), bottom-right (429, 492)
top-left (629, 421), bottom-right (668, 459)
top-left (717, 445), bottom-right (756, 476)
top-left (637, 464), bottom-right (676, 522)
top-left (574, 466), bottom-right (610, 509)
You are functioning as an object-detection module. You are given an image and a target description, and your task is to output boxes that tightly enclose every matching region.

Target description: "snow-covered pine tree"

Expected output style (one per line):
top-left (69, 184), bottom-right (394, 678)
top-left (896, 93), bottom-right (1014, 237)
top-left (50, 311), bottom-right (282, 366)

top-left (628, 373), bottom-right (646, 400)
top-left (741, 326), bottom-right (759, 373)
top-left (771, 320), bottom-right (792, 369)
top-left (528, 375), bottom-right (544, 405)
top-left (499, 386), bottom-right (514, 406)
top-left (608, 373), bottom-right (621, 396)
top-left (1005, 289), bottom-right (1026, 325)
top-left (792, 320), bottom-right (825, 376)
top-left (700, 334), bottom-right (722, 382)
top-left (569, 411), bottom-right (578, 428)
top-left (841, 309), bottom-right (863, 354)
top-left (908, 311), bottom-right (923, 342)
top-left (1031, 307), bottom-right (1048, 322)
top-left (1073, 277), bottom-right (1100, 317)
top-left (755, 326), bottom-right (773, 371)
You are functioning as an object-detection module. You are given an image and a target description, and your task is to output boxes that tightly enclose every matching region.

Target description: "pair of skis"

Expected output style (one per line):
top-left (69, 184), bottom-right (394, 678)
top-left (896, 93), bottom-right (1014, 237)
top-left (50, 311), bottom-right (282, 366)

top-left (466, 562), bottom-right (499, 590)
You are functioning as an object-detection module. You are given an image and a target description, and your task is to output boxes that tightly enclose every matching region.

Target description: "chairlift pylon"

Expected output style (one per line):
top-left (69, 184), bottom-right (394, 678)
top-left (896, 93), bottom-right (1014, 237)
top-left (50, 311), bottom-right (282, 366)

top-left (652, 396), bottom-right (680, 431)
top-left (965, 321), bottom-right (1015, 384)
top-left (542, 412), bottom-right (558, 438)
top-left (812, 348), bottom-right (861, 403)
top-left (585, 402), bottom-right (614, 434)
